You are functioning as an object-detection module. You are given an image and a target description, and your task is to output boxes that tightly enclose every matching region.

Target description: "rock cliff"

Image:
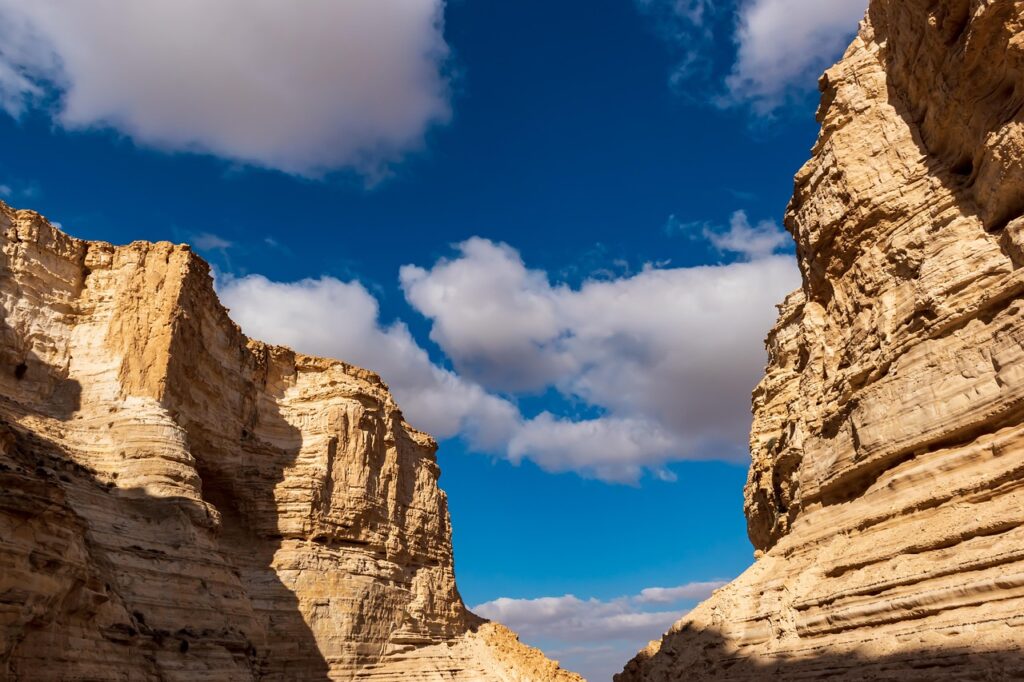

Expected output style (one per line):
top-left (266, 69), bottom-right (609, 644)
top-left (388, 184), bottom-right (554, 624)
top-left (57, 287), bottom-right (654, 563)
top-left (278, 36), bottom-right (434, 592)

top-left (0, 201), bottom-right (581, 682)
top-left (619, 1), bottom-right (1024, 679)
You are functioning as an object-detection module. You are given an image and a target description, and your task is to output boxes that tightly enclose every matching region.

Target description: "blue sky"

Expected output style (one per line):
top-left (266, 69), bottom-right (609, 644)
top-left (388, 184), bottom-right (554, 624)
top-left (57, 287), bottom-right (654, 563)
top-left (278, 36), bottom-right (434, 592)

top-left (0, 0), bottom-right (866, 678)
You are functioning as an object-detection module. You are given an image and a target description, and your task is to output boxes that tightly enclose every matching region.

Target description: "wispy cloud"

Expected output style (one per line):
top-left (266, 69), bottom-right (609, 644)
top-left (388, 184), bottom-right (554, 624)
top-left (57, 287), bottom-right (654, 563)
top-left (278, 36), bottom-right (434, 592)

top-left (636, 580), bottom-right (728, 604)
top-left (191, 232), bottom-right (233, 252)
top-left (663, 213), bottom-right (710, 236)
top-left (263, 236), bottom-right (294, 259)
top-left (635, 0), bottom-right (716, 29)
top-left (636, 0), bottom-right (867, 113)
top-left (634, 0), bottom-right (722, 87)
top-left (0, 179), bottom-right (42, 202)
top-left (190, 232), bottom-right (233, 252)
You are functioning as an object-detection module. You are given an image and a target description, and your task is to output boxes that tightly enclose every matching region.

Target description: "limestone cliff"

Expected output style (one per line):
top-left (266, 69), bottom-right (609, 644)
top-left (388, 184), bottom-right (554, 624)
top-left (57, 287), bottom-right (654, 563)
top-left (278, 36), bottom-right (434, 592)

top-left (0, 201), bottom-right (581, 682)
top-left (619, 1), bottom-right (1024, 679)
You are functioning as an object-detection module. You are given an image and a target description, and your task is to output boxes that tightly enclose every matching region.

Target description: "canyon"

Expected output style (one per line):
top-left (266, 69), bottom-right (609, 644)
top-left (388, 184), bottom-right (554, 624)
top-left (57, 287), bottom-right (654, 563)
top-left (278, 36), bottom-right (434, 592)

top-left (618, 0), bottom-right (1024, 679)
top-left (0, 201), bottom-right (580, 681)
top-left (7, 0), bottom-right (1024, 680)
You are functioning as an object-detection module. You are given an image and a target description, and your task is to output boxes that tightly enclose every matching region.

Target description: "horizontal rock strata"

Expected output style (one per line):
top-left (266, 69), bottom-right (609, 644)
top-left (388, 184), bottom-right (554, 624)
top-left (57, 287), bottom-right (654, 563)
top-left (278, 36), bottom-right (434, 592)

top-left (619, 1), bottom-right (1024, 679)
top-left (0, 201), bottom-right (581, 682)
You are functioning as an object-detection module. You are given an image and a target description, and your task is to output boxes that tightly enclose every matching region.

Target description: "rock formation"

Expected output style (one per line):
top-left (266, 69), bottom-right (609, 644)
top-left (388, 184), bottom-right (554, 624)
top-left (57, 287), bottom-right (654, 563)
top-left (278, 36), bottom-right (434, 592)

top-left (0, 200), bottom-right (581, 682)
top-left (619, 1), bottom-right (1024, 679)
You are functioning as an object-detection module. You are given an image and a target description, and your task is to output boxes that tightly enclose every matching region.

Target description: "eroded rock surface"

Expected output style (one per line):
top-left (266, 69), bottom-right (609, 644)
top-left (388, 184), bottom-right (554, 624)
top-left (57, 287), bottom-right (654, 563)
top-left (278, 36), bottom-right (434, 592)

top-left (619, 1), bottom-right (1024, 679)
top-left (0, 201), bottom-right (581, 682)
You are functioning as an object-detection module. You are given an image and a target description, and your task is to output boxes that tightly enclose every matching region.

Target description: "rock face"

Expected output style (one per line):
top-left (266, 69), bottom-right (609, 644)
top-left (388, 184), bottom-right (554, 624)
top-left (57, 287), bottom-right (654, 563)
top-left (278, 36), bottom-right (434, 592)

top-left (619, 1), bottom-right (1024, 679)
top-left (0, 201), bottom-right (581, 682)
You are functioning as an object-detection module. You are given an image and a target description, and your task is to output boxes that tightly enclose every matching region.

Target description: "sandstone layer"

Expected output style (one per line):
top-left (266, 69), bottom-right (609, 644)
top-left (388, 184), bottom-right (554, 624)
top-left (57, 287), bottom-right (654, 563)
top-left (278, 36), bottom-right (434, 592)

top-left (0, 201), bottom-right (581, 682)
top-left (620, 1), bottom-right (1024, 679)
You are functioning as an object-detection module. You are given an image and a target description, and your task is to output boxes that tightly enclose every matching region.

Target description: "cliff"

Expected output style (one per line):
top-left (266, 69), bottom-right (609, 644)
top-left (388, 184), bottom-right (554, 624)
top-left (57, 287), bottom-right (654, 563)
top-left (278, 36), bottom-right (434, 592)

top-left (0, 201), bottom-right (581, 682)
top-left (619, 1), bottom-right (1024, 679)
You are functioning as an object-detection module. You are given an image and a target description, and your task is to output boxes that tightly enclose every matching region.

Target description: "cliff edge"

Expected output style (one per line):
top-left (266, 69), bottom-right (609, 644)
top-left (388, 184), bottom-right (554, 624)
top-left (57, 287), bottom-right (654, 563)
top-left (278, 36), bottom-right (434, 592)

top-left (0, 200), bottom-right (581, 682)
top-left (619, 1), bottom-right (1024, 679)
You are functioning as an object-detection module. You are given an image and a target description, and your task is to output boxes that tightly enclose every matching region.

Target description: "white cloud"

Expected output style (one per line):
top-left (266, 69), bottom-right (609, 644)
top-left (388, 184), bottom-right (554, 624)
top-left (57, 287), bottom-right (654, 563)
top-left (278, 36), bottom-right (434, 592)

top-left (220, 222), bottom-right (797, 483)
top-left (0, 0), bottom-right (451, 177)
top-left (0, 184), bottom-right (11, 197)
top-left (0, 62), bottom-right (40, 119)
top-left (508, 414), bottom-right (681, 484)
top-left (726, 0), bottom-right (867, 112)
top-left (191, 233), bottom-right (233, 252)
top-left (476, 594), bottom-right (681, 643)
top-left (665, 210), bottom-right (790, 261)
top-left (636, 580), bottom-right (727, 604)
top-left (704, 210), bottom-right (790, 260)
top-left (473, 580), bottom-right (726, 680)
top-left (400, 238), bottom-right (573, 394)
top-left (0, 10), bottom-right (52, 118)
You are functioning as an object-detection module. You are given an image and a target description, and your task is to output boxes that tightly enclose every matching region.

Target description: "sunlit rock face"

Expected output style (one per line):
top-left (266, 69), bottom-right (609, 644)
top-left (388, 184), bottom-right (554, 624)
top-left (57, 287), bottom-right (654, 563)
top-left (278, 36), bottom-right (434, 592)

top-left (0, 201), bottom-right (582, 682)
top-left (619, 1), bottom-right (1024, 679)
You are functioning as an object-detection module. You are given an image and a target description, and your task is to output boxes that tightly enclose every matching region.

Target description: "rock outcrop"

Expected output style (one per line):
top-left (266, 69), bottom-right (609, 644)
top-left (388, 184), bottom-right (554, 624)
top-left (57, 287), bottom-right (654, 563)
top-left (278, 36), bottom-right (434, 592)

top-left (0, 201), bottom-right (581, 682)
top-left (619, 1), bottom-right (1024, 679)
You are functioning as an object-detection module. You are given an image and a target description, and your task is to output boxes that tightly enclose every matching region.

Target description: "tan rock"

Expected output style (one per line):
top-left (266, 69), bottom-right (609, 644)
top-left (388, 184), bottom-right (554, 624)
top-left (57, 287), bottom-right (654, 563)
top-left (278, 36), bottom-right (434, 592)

top-left (619, 1), bottom-right (1024, 679)
top-left (0, 202), bottom-right (581, 682)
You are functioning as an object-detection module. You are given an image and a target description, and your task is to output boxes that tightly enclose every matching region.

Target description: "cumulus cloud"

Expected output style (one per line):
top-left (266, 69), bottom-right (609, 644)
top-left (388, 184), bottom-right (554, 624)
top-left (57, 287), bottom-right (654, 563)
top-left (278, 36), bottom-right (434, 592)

top-left (637, 0), bottom-right (866, 112)
top-left (0, 0), bottom-right (451, 177)
top-left (221, 221), bottom-right (797, 482)
top-left (401, 239), bottom-right (573, 394)
top-left (725, 0), bottom-right (867, 112)
top-left (508, 414), bottom-right (681, 484)
top-left (401, 235), bottom-right (799, 467)
top-left (473, 580), bottom-right (727, 680)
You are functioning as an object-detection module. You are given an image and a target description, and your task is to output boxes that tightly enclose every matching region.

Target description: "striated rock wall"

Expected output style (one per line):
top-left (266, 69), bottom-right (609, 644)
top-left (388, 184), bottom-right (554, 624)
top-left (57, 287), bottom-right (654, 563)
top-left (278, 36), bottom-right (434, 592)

top-left (0, 201), bottom-right (581, 682)
top-left (620, 1), bottom-right (1024, 679)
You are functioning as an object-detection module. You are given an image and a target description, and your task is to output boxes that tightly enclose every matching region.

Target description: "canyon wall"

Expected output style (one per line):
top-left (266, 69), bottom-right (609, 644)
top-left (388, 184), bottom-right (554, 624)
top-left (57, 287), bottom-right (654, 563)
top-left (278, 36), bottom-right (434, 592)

top-left (0, 201), bottom-right (581, 682)
top-left (619, 1), bottom-right (1024, 679)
